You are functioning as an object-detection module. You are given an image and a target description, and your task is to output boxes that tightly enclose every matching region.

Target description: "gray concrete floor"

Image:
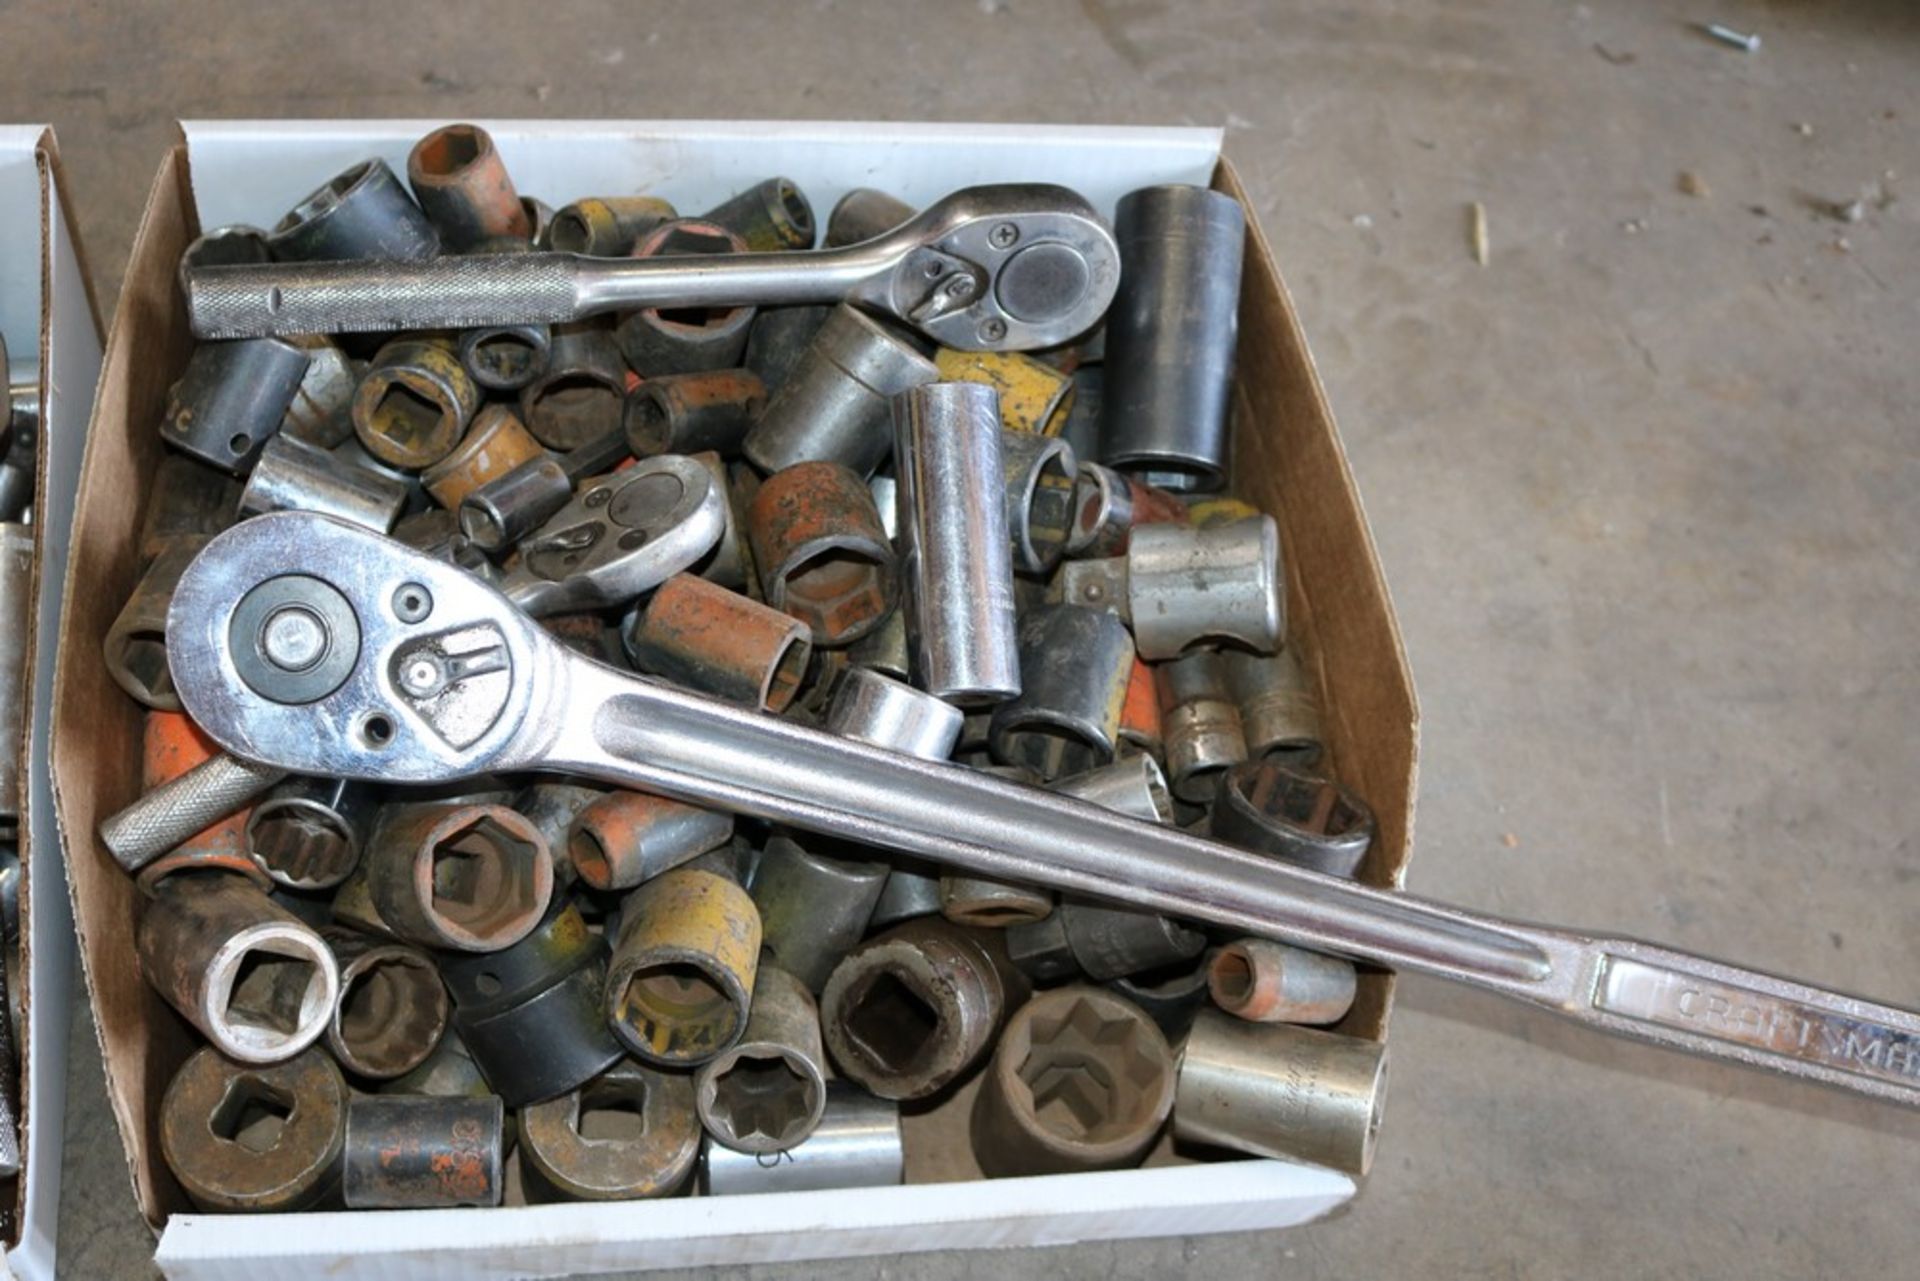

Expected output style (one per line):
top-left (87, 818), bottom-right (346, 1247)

top-left (3, 0), bottom-right (1916, 1275)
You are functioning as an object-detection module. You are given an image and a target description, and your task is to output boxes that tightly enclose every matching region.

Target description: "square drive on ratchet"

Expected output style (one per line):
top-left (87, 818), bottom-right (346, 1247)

top-left (163, 510), bottom-right (1920, 1114)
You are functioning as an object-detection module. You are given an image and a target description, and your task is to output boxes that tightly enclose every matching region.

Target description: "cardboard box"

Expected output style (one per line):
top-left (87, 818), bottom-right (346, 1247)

top-left (0, 124), bottom-right (105, 1281)
top-left (52, 120), bottom-right (1417, 1280)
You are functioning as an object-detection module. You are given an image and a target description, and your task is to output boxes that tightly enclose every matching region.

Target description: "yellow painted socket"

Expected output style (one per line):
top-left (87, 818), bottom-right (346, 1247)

top-left (421, 404), bottom-right (546, 509)
top-left (1187, 496), bottom-right (1263, 529)
top-left (934, 348), bottom-right (1076, 436)
top-left (606, 868), bottom-right (762, 1066)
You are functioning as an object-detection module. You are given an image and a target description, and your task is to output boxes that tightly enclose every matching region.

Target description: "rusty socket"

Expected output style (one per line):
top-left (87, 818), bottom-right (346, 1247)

top-left (750, 830), bottom-right (889, 993)
top-left (624, 367), bottom-right (767, 458)
top-left (1208, 938), bottom-right (1359, 1026)
top-left (548, 196), bottom-right (677, 257)
top-left (324, 928), bottom-right (451, 1079)
top-left (1158, 650), bottom-right (1250, 804)
top-left (351, 337), bottom-right (481, 469)
top-left (519, 322), bottom-right (632, 450)
top-left (342, 1094), bottom-right (505, 1209)
top-left (695, 963), bottom-right (830, 1153)
top-left (623, 572), bottom-right (812, 713)
top-left (138, 455), bottom-right (241, 566)
top-left (519, 1059), bottom-right (700, 1201)
top-left (567, 788), bottom-right (734, 892)
top-left (360, 802), bottom-right (554, 951)
top-left (970, 986), bottom-right (1174, 1177)
top-left (606, 868), bottom-right (762, 1067)
top-left (419, 403), bottom-right (546, 510)
top-left (747, 461), bottom-right (898, 647)
top-left (820, 917), bottom-right (1026, 1101)
top-left (699, 177), bottom-right (817, 251)
top-left (160, 1044), bottom-right (347, 1213)
top-left (406, 123), bottom-right (531, 251)
top-left (459, 322), bottom-right (553, 392)
top-left (940, 874), bottom-right (1053, 929)
top-left (615, 219), bottom-right (757, 375)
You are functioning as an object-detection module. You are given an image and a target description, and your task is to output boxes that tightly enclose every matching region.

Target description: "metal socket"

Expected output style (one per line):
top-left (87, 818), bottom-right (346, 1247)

top-left (440, 900), bottom-right (626, 1105)
top-left (237, 432), bottom-right (409, 532)
top-left (324, 929), bottom-right (450, 1079)
top-left (742, 303), bottom-right (831, 394)
top-left (267, 158), bottom-right (441, 262)
top-left (351, 337), bottom-right (481, 469)
top-left (1107, 949), bottom-right (1215, 1041)
top-left (1099, 185), bottom-right (1244, 491)
top-left (606, 868), bottom-right (761, 1066)
top-left (407, 123), bottom-right (530, 251)
top-left (747, 460), bottom-right (898, 646)
top-left (1126, 517), bottom-right (1284, 659)
top-left (1210, 759), bottom-right (1375, 879)
top-left (933, 347), bottom-right (1074, 436)
top-left (971, 986), bottom-right (1174, 1176)
top-left (701, 1081), bottom-right (901, 1195)
top-left (1118, 658), bottom-right (1165, 759)
top-left (160, 1045), bottom-right (347, 1212)
top-left (940, 874), bottom-right (1051, 928)
top-left (161, 338), bottom-right (310, 475)
top-left (519, 1059), bottom-right (700, 1200)
top-left (137, 873), bottom-right (340, 1063)
top-left (824, 188), bottom-right (913, 248)
top-left (519, 322), bottom-right (631, 450)
top-left (826, 667), bottom-right (964, 761)
top-left (988, 604), bottom-right (1135, 780)
top-left (458, 453), bottom-right (571, 552)
top-left (1158, 650), bottom-right (1249, 804)
top-left (1056, 897), bottom-right (1207, 982)
top-left (1066, 460), bottom-right (1133, 557)
top-left (280, 336), bottom-right (358, 449)
top-left (138, 455), bottom-right (242, 565)
top-left (342, 1094), bottom-right (505, 1209)
top-left (459, 322), bottom-right (552, 392)
top-left (513, 780), bottom-right (606, 888)
top-left (699, 176), bottom-right (816, 251)
top-left (1174, 1009), bottom-right (1387, 1177)
top-left (1001, 429), bottom-right (1077, 574)
top-left (624, 573), bottom-right (812, 713)
top-left (819, 917), bottom-right (1023, 1101)
top-left (1208, 938), bottom-right (1358, 1025)
top-left (615, 219), bottom-right (757, 375)
top-left (624, 367), bottom-right (766, 457)
top-left (893, 381), bottom-right (1021, 704)
top-left (695, 963), bottom-right (830, 1153)
top-left (567, 788), bottom-right (734, 891)
top-left (419, 403), bottom-right (545, 509)
top-left (1055, 753), bottom-right (1174, 825)
top-left (548, 196), bottom-right (676, 257)
top-left (1223, 647), bottom-right (1323, 767)
top-left (246, 775), bottom-right (374, 890)
top-left (743, 304), bottom-right (938, 476)
top-left (868, 859), bottom-right (946, 931)
top-left (361, 802), bottom-right (554, 951)
top-left (751, 830), bottom-right (889, 993)
top-left (104, 536), bottom-right (203, 711)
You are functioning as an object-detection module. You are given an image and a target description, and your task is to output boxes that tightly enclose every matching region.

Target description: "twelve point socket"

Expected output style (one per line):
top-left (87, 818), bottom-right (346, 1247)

top-left (616, 220), bottom-right (758, 375)
top-left (405, 123), bottom-right (531, 252)
top-left (970, 986), bottom-right (1175, 1177)
top-left (439, 900), bottom-right (626, 1106)
top-left (1157, 650), bottom-right (1250, 805)
top-left (623, 572), bottom-right (813, 713)
top-left (1207, 937), bottom-right (1358, 1026)
top-left (323, 928), bottom-right (451, 1079)
top-left (159, 337), bottom-right (310, 475)
top-left (160, 1044), bottom-right (348, 1212)
top-left (743, 304), bottom-right (939, 477)
top-left (701, 1081), bottom-right (903, 1196)
top-left (245, 775), bottom-right (374, 890)
top-left (565, 787), bottom-right (734, 891)
top-left (1211, 758), bottom-right (1377, 879)
top-left (459, 322), bottom-right (553, 393)
top-left (1174, 1008), bottom-right (1387, 1178)
top-left (988, 604), bottom-right (1136, 780)
top-left (519, 1059), bottom-right (701, 1200)
top-left (518, 323), bottom-right (630, 451)
top-left (750, 830), bottom-right (890, 993)
top-left (237, 433), bottom-right (410, 533)
top-left (1223, 646), bottom-right (1324, 767)
top-left (746, 461), bottom-right (899, 647)
top-left (351, 338), bottom-right (482, 470)
top-left (605, 867), bottom-right (762, 1066)
top-left (624, 367), bottom-right (768, 458)
top-left (265, 158), bottom-right (440, 263)
top-left (418, 404), bottom-right (546, 510)
top-left (700, 177), bottom-right (817, 252)
top-left (137, 873), bottom-right (340, 1064)
top-left (694, 962), bottom-right (830, 1153)
top-left (357, 802), bottom-right (553, 951)
top-left (342, 1094), bottom-right (506, 1209)
top-left (999, 430), bottom-right (1077, 575)
top-left (1108, 949), bottom-right (1216, 1040)
top-left (892, 381), bottom-right (1021, 705)
top-left (819, 916), bottom-right (1027, 1101)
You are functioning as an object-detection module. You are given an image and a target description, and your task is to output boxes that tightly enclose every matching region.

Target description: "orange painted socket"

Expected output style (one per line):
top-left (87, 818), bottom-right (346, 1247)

top-left (1117, 658), bottom-right (1164, 760)
top-left (420, 404), bottom-right (546, 510)
top-left (624, 574), bottom-right (812, 713)
top-left (567, 789), bottom-right (734, 891)
top-left (1127, 477), bottom-right (1192, 531)
top-left (624, 368), bottom-right (768, 458)
top-left (137, 711), bottom-right (267, 893)
top-left (746, 462), bottom-right (898, 647)
top-left (406, 123), bottom-right (531, 251)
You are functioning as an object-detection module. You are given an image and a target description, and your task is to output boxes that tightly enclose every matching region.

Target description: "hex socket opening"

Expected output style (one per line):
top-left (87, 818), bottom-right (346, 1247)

top-left (775, 181), bottom-right (814, 238)
top-left (209, 1075), bottom-right (295, 1154)
top-left (114, 630), bottom-right (173, 704)
top-left (412, 124), bottom-right (486, 176)
top-left (643, 226), bottom-right (744, 328)
top-left (470, 331), bottom-right (544, 384)
top-left (426, 815), bottom-right (542, 942)
top-left (276, 161), bottom-right (371, 233)
top-left (764, 634), bottom-right (810, 712)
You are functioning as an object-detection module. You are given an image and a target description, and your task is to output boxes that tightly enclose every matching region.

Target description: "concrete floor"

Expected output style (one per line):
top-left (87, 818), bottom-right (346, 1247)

top-left (3, 0), bottom-right (1916, 1275)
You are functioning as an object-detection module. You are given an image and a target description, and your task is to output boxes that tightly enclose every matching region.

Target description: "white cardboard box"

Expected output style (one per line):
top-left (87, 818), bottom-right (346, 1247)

top-left (0, 124), bottom-right (103, 1281)
top-left (57, 119), bottom-right (1418, 1281)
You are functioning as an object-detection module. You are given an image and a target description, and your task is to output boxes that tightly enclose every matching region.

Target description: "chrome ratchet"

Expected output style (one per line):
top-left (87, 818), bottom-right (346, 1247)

top-left (165, 513), bottom-right (1920, 1111)
top-left (185, 184), bottom-right (1119, 352)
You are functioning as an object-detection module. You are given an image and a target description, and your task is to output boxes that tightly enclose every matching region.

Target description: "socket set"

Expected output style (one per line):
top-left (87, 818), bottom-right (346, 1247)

top-left (102, 122), bottom-right (1920, 1214)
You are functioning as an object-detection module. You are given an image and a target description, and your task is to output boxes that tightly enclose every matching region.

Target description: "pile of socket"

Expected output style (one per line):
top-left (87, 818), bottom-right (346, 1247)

top-left (99, 123), bottom-right (1385, 1213)
top-left (0, 332), bottom-right (34, 1189)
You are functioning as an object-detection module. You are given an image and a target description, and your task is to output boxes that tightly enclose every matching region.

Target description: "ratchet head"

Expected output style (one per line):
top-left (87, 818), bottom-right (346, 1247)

top-left (168, 512), bottom-right (557, 784)
top-left (850, 184), bottom-right (1120, 351)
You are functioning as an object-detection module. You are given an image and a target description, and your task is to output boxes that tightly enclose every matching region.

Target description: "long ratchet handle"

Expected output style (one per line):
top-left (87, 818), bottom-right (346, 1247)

top-left (542, 659), bottom-right (1920, 1109)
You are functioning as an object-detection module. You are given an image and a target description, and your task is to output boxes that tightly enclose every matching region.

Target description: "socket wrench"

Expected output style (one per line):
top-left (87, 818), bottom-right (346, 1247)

top-left (184, 184), bottom-right (1119, 353)
top-left (168, 512), bottom-right (1920, 1110)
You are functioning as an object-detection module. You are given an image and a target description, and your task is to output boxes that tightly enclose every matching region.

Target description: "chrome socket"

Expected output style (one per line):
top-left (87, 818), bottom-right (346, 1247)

top-left (1158, 649), bottom-right (1250, 804)
top-left (237, 433), bottom-right (410, 532)
top-left (1125, 516), bottom-right (1285, 659)
top-left (701, 1082), bottom-right (902, 1195)
top-left (1000, 429), bottom-right (1077, 575)
top-left (1208, 937), bottom-right (1359, 1025)
top-left (459, 322), bottom-right (552, 392)
top-left (1223, 646), bottom-right (1324, 767)
top-left (826, 667), bottom-right (964, 762)
top-left (743, 304), bottom-right (938, 477)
